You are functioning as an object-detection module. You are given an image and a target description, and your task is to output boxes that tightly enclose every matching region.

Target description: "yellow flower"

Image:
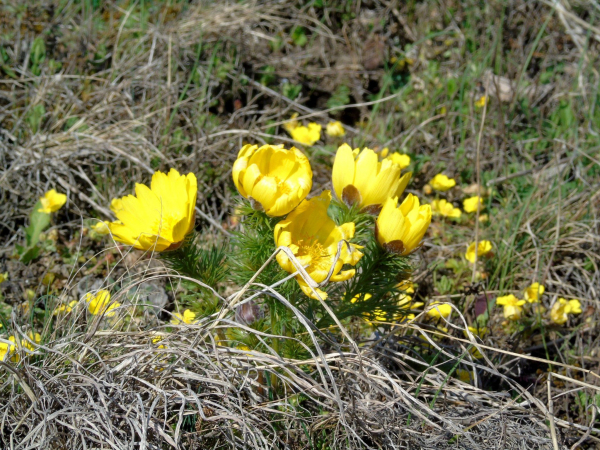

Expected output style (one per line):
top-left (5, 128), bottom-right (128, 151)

top-left (550, 298), bottom-right (582, 325)
top-left (429, 174), bottom-right (456, 192)
top-left (465, 240), bottom-right (493, 263)
top-left (496, 294), bottom-right (526, 320)
top-left (326, 121), bottom-right (345, 137)
top-left (232, 144), bottom-right (312, 216)
top-left (475, 95), bottom-right (487, 108)
top-left (0, 336), bottom-right (16, 361)
top-left (385, 152), bottom-right (411, 170)
top-left (465, 326), bottom-right (488, 338)
top-left (463, 196), bottom-right (483, 213)
top-left (427, 302), bottom-right (452, 319)
top-left (21, 332), bottom-right (41, 352)
top-left (53, 300), bottom-right (78, 315)
top-left (332, 144), bottom-right (412, 210)
top-left (0, 272), bottom-right (7, 284)
top-left (152, 336), bottom-right (166, 349)
top-left (110, 198), bottom-right (124, 214)
top-left (431, 199), bottom-right (462, 219)
top-left (274, 191), bottom-right (363, 299)
top-left (376, 194), bottom-right (432, 255)
top-left (91, 221), bottom-right (111, 235)
top-left (86, 290), bottom-right (120, 317)
top-left (284, 115), bottom-right (322, 146)
top-left (38, 189), bottom-right (67, 213)
top-left (478, 214), bottom-right (489, 223)
top-left (108, 169), bottom-right (197, 252)
top-left (171, 309), bottom-right (197, 325)
top-left (524, 282), bottom-right (545, 303)
top-left (397, 280), bottom-right (415, 294)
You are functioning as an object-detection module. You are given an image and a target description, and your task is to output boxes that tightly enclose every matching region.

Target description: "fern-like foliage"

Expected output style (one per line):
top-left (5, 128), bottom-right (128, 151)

top-left (161, 233), bottom-right (228, 289)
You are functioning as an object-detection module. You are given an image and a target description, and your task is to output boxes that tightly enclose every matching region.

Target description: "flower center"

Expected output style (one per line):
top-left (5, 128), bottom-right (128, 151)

top-left (275, 177), bottom-right (292, 195)
top-left (297, 239), bottom-right (330, 270)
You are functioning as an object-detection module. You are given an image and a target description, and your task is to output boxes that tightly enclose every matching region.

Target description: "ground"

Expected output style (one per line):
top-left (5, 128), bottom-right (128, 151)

top-left (0, 0), bottom-right (599, 448)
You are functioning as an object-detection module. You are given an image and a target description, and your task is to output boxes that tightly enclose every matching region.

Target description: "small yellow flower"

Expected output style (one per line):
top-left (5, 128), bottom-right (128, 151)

top-left (108, 169), bottom-right (197, 252)
top-left (397, 280), bottom-right (415, 294)
top-left (53, 300), bottom-right (78, 315)
top-left (550, 298), bottom-right (582, 325)
top-left (326, 121), bottom-right (345, 137)
top-left (284, 115), bottom-right (322, 146)
top-left (478, 214), bottom-right (489, 223)
top-left (86, 290), bottom-right (120, 317)
top-left (496, 294), bottom-right (526, 320)
top-left (171, 309), bottom-right (197, 325)
top-left (274, 191), bottom-right (363, 299)
top-left (427, 302), bottom-right (452, 319)
top-left (110, 198), bottom-right (124, 214)
top-left (463, 196), bottom-right (483, 213)
top-left (38, 189), bottom-right (67, 213)
top-left (456, 369), bottom-right (472, 383)
top-left (21, 332), bottom-right (41, 352)
top-left (91, 221), bottom-right (111, 235)
top-left (465, 326), bottom-right (488, 338)
top-left (0, 336), bottom-right (17, 361)
top-left (152, 336), bottom-right (166, 349)
top-left (431, 199), bottom-right (462, 219)
top-left (376, 194), bottom-right (432, 255)
top-left (465, 240), bottom-right (493, 263)
top-left (475, 95), bottom-right (487, 108)
top-left (232, 144), bottom-right (312, 216)
top-left (429, 174), bottom-right (456, 192)
top-left (385, 152), bottom-right (411, 170)
top-left (524, 282), bottom-right (545, 303)
top-left (332, 144), bottom-right (412, 209)
top-left (0, 272), bottom-right (8, 284)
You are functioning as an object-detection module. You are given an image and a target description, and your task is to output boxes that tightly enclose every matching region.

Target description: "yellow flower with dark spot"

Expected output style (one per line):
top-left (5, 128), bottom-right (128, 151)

top-left (376, 194), bottom-right (431, 255)
top-left (284, 115), bottom-right (322, 146)
top-left (429, 174), bottom-right (456, 192)
top-left (496, 294), bottom-right (526, 320)
top-left (274, 191), bottom-right (363, 299)
top-left (385, 152), bottom-right (411, 170)
top-left (463, 196), bottom-right (483, 213)
top-left (431, 199), bottom-right (462, 219)
top-left (86, 290), bottom-right (120, 317)
top-left (524, 282), bottom-right (545, 303)
top-left (427, 302), bottom-right (452, 319)
top-left (38, 189), bottom-right (67, 213)
top-left (550, 298), bottom-right (581, 325)
top-left (108, 169), bottom-right (197, 252)
top-left (326, 121), bottom-right (345, 137)
top-left (232, 144), bottom-right (312, 216)
top-left (465, 240), bottom-right (492, 263)
top-left (332, 144), bottom-right (412, 210)
top-left (171, 309), bottom-right (197, 325)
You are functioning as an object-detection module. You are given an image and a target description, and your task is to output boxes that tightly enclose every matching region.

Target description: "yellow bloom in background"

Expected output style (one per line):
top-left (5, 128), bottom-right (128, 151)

top-left (478, 214), bottom-right (489, 223)
top-left (108, 169), bottom-right (197, 252)
top-left (524, 282), bottom-right (545, 303)
top-left (385, 152), bottom-right (411, 170)
top-left (431, 199), bottom-right (462, 219)
top-left (38, 189), bottom-right (67, 213)
top-left (427, 302), bottom-right (452, 319)
top-left (152, 336), bottom-right (166, 349)
top-left (0, 336), bottom-right (16, 361)
top-left (171, 309), bottom-right (197, 325)
top-left (86, 290), bottom-right (120, 317)
top-left (21, 332), bottom-right (41, 352)
top-left (429, 174), bottom-right (456, 192)
top-left (496, 294), bottom-right (526, 320)
top-left (53, 300), bottom-right (78, 315)
top-left (110, 198), bottom-right (124, 214)
top-left (332, 144), bottom-right (412, 209)
top-left (0, 272), bottom-right (7, 284)
top-left (284, 115), bottom-right (322, 146)
top-left (465, 240), bottom-right (493, 263)
top-left (463, 196), bottom-right (483, 213)
top-left (475, 95), bottom-right (487, 108)
top-left (466, 326), bottom-right (488, 338)
top-left (397, 280), bottom-right (415, 294)
top-left (376, 194), bottom-right (432, 255)
top-left (274, 191), bottom-right (363, 299)
top-left (550, 298), bottom-right (582, 325)
top-left (232, 144), bottom-right (312, 216)
top-left (326, 121), bottom-right (345, 137)
top-left (91, 221), bottom-right (111, 235)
